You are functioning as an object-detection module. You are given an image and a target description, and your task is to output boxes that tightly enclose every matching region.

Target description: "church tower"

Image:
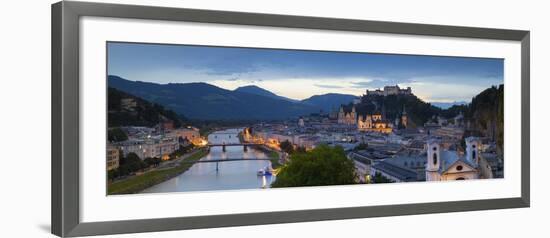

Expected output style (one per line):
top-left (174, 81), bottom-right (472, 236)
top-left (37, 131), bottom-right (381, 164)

top-left (401, 106), bottom-right (408, 128)
top-left (365, 115), bottom-right (372, 128)
top-left (298, 117), bottom-right (305, 127)
top-left (338, 106), bottom-right (345, 124)
top-left (351, 106), bottom-right (357, 124)
top-left (465, 137), bottom-right (480, 167)
top-left (426, 139), bottom-right (441, 181)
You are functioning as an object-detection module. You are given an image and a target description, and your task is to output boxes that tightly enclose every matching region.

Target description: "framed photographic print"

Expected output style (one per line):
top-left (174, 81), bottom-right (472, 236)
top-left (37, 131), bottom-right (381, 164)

top-left (52, 1), bottom-right (530, 237)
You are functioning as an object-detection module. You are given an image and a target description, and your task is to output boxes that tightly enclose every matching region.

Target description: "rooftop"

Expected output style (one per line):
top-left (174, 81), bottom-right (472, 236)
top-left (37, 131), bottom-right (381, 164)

top-left (372, 161), bottom-right (418, 182)
top-left (439, 150), bottom-right (477, 173)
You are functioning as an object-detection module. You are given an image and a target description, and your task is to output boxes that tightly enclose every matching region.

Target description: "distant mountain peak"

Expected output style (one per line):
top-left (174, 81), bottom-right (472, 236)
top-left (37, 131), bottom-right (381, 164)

top-left (235, 85), bottom-right (277, 96)
top-left (234, 85), bottom-right (297, 102)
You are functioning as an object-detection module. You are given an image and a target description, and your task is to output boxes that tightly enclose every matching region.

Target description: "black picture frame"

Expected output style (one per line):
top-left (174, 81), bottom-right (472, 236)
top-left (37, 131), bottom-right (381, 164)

top-left (51, 1), bottom-right (530, 237)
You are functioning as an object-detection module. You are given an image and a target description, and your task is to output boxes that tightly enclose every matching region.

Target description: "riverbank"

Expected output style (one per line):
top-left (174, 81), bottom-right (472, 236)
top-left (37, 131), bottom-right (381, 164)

top-left (253, 145), bottom-right (282, 169)
top-left (108, 149), bottom-right (209, 195)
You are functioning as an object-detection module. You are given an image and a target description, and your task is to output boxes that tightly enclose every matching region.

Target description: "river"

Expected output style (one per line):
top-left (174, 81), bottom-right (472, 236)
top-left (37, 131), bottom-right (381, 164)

top-left (141, 128), bottom-right (276, 193)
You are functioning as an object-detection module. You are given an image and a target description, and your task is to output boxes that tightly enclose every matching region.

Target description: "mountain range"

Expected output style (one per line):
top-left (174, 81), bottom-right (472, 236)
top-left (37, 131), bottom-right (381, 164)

top-left (430, 101), bottom-right (468, 109)
top-left (234, 85), bottom-right (297, 103)
top-left (302, 93), bottom-right (358, 113)
top-left (108, 75), bottom-right (357, 120)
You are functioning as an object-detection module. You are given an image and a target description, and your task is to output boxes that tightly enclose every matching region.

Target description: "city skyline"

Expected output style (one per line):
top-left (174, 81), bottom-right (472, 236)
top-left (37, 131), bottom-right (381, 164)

top-left (108, 42), bottom-right (504, 103)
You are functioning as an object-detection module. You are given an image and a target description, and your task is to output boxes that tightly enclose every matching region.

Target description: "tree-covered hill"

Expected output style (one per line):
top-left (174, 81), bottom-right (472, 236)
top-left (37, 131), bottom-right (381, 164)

top-left (347, 93), bottom-right (441, 128)
top-left (108, 87), bottom-right (186, 128)
top-left (464, 84), bottom-right (504, 153)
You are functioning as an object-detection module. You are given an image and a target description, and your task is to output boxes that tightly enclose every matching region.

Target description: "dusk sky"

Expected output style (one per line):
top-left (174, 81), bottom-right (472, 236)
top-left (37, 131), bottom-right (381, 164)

top-left (107, 42), bottom-right (503, 103)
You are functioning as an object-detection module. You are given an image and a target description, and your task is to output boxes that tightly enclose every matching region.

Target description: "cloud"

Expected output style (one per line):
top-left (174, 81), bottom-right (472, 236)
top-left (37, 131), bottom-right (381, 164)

top-left (349, 81), bottom-right (374, 88)
top-left (401, 76), bottom-right (499, 103)
top-left (314, 83), bottom-right (344, 89)
top-left (349, 78), bottom-right (415, 89)
top-left (108, 42), bottom-right (503, 102)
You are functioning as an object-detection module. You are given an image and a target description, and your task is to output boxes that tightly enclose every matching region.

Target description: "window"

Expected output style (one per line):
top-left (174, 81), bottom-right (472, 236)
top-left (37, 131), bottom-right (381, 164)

top-left (472, 151), bottom-right (476, 160)
top-left (433, 153), bottom-right (437, 165)
top-left (456, 177), bottom-right (466, 180)
top-left (456, 165), bottom-right (463, 171)
top-left (433, 146), bottom-right (437, 151)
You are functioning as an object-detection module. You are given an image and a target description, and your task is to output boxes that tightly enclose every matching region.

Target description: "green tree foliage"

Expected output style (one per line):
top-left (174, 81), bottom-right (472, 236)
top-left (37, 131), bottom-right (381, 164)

top-left (464, 84), bottom-right (504, 155)
top-left (108, 87), bottom-right (187, 128)
top-left (440, 104), bottom-right (468, 118)
top-left (271, 145), bottom-right (357, 188)
top-left (107, 127), bottom-right (128, 142)
top-left (372, 172), bottom-right (394, 184)
top-left (117, 152), bottom-right (146, 176)
top-left (352, 94), bottom-right (441, 128)
top-left (107, 169), bottom-right (118, 181)
top-left (144, 157), bottom-right (161, 167)
top-left (171, 144), bottom-right (195, 158)
top-left (294, 146), bottom-right (307, 154)
top-left (280, 140), bottom-right (294, 154)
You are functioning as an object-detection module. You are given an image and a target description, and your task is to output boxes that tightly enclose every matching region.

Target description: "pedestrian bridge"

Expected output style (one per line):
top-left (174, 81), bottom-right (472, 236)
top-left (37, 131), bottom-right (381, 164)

top-left (207, 143), bottom-right (264, 152)
top-left (181, 158), bottom-right (275, 172)
top-left (207, 143), bottom-right (263, 147)
top-left (182, 158), bottom-right (272, 164)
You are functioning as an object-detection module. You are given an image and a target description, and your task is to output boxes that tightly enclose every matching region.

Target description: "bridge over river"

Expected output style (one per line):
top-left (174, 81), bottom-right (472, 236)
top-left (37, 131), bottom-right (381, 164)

top-left (207, 142), bottom-right (264, 152)
top-left (207, 143), bottom-right (263, 147)
top-left (181, 158), bottom-right (273, 172)
top-left (141, 128), bottom-right (276, 193)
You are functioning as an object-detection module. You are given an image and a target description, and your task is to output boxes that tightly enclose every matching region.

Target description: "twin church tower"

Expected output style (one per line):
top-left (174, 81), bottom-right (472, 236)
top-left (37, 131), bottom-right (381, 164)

top-left (331, 85), bottom-right (411, 133)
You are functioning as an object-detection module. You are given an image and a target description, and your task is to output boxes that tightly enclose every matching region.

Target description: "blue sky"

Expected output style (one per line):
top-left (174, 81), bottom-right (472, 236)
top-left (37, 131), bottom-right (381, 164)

top-left (107, 42), bottom-right (503, 102)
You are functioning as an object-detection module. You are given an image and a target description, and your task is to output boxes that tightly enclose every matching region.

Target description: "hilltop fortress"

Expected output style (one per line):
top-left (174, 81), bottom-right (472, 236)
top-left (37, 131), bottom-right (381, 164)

top-left (366, 85), bottom-right (412, 96)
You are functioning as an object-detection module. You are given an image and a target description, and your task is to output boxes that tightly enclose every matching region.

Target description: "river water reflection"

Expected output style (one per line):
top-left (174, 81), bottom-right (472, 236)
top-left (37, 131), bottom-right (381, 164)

top-left (141, 128), bottom-right (275, 193)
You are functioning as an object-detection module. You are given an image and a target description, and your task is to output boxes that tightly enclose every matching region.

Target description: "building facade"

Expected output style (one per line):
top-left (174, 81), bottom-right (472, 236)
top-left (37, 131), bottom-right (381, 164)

top-left (357, 112), bottom-right (393, 133)
top-left (298, 117), bottom-right (305, 127)
top-left (116, 136), bottom-right (180, 160)
top-left (425, 137), bottom-right (480, 181)
top-left (366, 85), bottom-right (412, 96)
top-left (169, 128), bottom-right (201, 145)
top-left (337, 106), bottom-right (357, 125)
top-left (120, 98), bottom-right (137, 112)
top-left (107, 145), bottom-right (120, 171)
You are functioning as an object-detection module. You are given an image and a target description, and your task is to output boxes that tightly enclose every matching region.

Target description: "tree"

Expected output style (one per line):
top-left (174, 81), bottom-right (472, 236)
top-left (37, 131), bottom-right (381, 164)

top-left (295, 146), bottom-right (307, 153)
top-left (108, 127), bottom-right (128, 142)
top-left (271, 145), bottom-right (357, 188)
top-left (372, 172), bottom-right (394, 184)
top-left (107, 169), bottom-right (118, 181)
top-left (144, 157), bottom-right (161, 167)
top-left (118, 152), bottom-right (146, 176)
top-left (280, 140), bottom-right (294, 154)
top-left (107, 87), bottom-right (187, 128)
